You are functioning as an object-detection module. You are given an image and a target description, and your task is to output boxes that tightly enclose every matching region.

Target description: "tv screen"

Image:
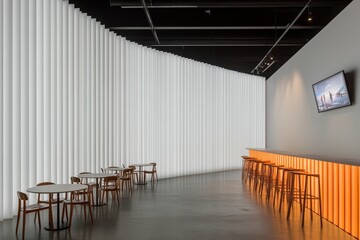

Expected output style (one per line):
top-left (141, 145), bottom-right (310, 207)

top-left (312, 71), bottom-right (351, 113)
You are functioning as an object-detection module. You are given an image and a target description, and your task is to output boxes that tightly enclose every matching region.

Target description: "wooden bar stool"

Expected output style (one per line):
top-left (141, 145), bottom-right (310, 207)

top-left (278, 167), bottom-right (305, 212)
top-left (258, 162), bottom-right (275, 196)
top-left (265, 164), bottom-right (284, 200)
top-left (286, 171), bottom-right (306, 219)
top-left (253, 160), bottom-right (270, 191)
top-left (244, 158), bottom-right (258, 184)
top-left (273, 167), bottom-right (289, 206)
top-left (241, 156), bottom-right (255, 183)
top-left (302, 173), bottom-right (323, 228)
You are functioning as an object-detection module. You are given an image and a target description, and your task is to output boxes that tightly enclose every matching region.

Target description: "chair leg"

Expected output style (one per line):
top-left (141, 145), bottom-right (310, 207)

top-left (318, 177), bottom-right (323, 228)
top-left (83, 203), bottom-right (87, 220)
top-left (69, 204), bottom-right (74, 230)
top-left (22, 211), bottom-right (26, 240)
top-left (61, 203), bottom-right (66, 222)
top-left (16, 210), bottom-right (20, 234)
top-left (37, 211), bottom-right (41, 227)
top-left (88, 203), bottom-right (94, 223)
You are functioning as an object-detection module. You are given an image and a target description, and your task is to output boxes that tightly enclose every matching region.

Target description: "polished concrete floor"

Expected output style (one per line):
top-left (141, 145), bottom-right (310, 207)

top-left (0, 170), bottom-right (355, 240)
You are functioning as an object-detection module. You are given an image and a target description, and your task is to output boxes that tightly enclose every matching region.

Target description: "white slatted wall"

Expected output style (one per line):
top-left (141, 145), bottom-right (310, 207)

top-left (0, 0), bottom-right (266, 220)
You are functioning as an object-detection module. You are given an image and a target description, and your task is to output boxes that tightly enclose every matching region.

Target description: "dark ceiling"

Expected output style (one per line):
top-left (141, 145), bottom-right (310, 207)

top-left (68, 0), bottom-right (352, 79)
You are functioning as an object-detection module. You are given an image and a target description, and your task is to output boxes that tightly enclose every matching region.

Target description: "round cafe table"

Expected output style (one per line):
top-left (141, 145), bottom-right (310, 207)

top-left (78, 173), bottom-right (117, 206)
top-left (129, 163), bottom-right (153, 185)
top-left (27, 184), bottom-right (88, 231)
top-left (103, 167), bottom-right (126, 173)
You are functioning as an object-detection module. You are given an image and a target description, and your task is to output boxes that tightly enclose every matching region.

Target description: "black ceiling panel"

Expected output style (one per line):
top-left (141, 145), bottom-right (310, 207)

top-left (68, 0), bottom-right (352, 79)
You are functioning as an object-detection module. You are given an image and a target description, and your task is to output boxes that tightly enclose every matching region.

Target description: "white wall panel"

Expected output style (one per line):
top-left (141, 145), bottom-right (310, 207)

top-left (0, 0), bottom-right (265, 220)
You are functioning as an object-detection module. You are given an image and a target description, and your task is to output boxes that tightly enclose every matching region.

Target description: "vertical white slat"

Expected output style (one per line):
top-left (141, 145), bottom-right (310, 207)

top-left (62, 0), bottom-right (68, 183)
top-left (79, 12), bottom-right (86, 171)
top-left (68, 4), bottom-right (74, 176)
top-left (85, 18), bottom-right (91, 172)
top-left (73, 8), bottom-right (79, 174)
top-left (90, 20), bottom-right (96, 172)
top-left (109, 33), bottom-right (114, 166)
top-left (96, 25), bottom-right (101, 169)
top-left (3, 0), bottom-right (13, 219)
top-left (56, 0), bottom-right (63, 183)
top-left (104, 26), bottom-right (108, 166)
top-left (50, 0), bottom-right (57, 184)
top-left (120, 38), bottom-right (126, 165)
top-left (12, 0), bottom-right (21, 215)
top-left (20, 0), bottom-right (30, 193)
top-left (99, 25), bottom-right (104, 169)
top-left (43, 0), bottom-right (51, 182)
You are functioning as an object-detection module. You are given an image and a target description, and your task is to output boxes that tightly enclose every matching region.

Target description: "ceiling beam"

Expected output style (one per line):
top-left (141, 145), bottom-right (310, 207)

top-left (251, 0), bottom-right (312, 73)
top-left (111, 25), bottom-right (321, 30)
top-left (140, 0), bottom-right (160, 44)
top-left (110, 0), bottom-right (345, 8)
top-left (149, 42), bottom-right (304, 47)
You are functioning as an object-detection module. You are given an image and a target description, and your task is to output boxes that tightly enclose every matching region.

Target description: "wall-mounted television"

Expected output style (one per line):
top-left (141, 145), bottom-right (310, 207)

top-left (312, 71), bottom-right (351, 113)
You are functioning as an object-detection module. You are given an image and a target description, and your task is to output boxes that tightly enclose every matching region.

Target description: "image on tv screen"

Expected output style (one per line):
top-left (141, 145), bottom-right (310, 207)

top-left (312, 71), bottom-right (351, 113)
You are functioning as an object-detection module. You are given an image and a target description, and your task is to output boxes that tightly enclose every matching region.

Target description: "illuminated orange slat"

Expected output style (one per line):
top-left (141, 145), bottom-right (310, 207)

top-left (334, 163), bottom-right (339, 227)
top-left (351, 166), bottom-right (358, 238)
top-left (345, 165), bottom-right (352, 233)
top-left (339, 164), bottom-right (345, 230)
top-left (321, 162), bottom-right (327, 218)
top-left (328, 163), bottom-right (334, 223)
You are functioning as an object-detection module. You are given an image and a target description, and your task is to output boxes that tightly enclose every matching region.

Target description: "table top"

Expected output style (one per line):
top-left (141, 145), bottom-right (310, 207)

top-left (103, 167), bottom-right (126, 172)
top-left (130, 163), bottom-right (153, 167)
top-left (78, 173), bottom-right (117, 178)
top-left (27, 184), bottom-right (87, 194)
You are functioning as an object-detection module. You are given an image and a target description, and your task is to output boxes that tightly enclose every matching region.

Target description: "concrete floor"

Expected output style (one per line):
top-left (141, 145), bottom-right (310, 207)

top-left (0, 170), bottom-right (355, 240)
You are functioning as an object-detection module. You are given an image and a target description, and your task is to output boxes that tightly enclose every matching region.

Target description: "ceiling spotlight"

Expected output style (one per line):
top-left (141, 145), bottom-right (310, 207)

top-left (205, 9), bottom-right (211, 15)
top-left (307, 6), bottom-right (313, 22)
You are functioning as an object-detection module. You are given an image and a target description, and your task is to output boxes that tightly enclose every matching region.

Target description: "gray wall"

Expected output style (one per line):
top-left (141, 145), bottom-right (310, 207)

top-left (267, 0), bottom-right (360, 160)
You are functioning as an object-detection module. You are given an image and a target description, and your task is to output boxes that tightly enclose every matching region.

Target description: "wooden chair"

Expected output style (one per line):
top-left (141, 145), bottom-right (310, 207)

top-left (61, 183), bottom-right (93, 229)
top-left (128, 165), bottom-right (139, 184)
top-left (101, 176), bottom-right (120, 204)
top-left (16, 191), bottom-right (49, 240)
top-left (33, 182), bottom-right (63, 223)
top-left (120, 168), bottom-right (133, 192)
top-left (144, 163), bottom-right (158, 183)
top-left (79, 172), bottom-right (96, 204)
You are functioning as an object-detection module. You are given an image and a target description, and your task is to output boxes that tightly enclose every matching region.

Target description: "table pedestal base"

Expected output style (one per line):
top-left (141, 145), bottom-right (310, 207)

top-left (135, 182), bottom-right (147, 185)
top-left (44, 223), bottom-right (69, 231)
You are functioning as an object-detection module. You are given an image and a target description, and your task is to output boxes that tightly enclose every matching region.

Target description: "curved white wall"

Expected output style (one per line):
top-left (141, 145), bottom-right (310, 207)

top-left (0, 0), bottom-right (265, 220)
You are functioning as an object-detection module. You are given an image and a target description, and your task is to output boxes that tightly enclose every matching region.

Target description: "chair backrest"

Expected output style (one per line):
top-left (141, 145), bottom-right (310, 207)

top-left (150, 162), bottom-right (157, 171)
top-left (128, 165), bottom-right (136, 170)
top-left (37, 182), bottom-right (55, 186)
top-left (71, 176), bottom-right (81, 184)
top-left (122, 168), bottom-right (132, 178)
top-left (17, 191), bottom-right (28, 201)
top-left (104, 176), bottom-right (118, 186)
top-left (36, 182), bottom-right (55, 202)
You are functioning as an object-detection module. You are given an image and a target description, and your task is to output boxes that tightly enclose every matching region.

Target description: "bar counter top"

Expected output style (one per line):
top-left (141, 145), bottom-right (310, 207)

top-left (248, 148), bottom-right (360, 166)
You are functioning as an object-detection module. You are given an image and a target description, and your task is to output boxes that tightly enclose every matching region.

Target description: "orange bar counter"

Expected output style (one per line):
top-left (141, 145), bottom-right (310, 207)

top-left (249, 149), bottom-right (359, 239)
